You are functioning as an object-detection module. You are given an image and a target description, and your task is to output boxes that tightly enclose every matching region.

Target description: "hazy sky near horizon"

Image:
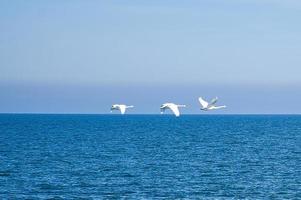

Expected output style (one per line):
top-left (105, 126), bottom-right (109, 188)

top-left (1, 0), bottom-right (301, 114)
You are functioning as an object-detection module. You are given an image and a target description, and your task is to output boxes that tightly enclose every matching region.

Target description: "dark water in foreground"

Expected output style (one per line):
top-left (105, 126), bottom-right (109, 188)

top-left (0, 114), bottom-right (300, 199)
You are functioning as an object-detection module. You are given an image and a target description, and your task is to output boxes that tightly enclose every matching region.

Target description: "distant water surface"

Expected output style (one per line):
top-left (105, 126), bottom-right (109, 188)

top-left (0, 114), bottom-right (300, 199)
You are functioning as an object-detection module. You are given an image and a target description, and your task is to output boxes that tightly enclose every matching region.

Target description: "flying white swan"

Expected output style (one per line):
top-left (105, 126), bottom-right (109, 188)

top-left (198, 97), bottom-right (226, 111)
top-left (160, 103), bottom-right (186, 117)
top-left (110, 104), bottom-right (134, 114)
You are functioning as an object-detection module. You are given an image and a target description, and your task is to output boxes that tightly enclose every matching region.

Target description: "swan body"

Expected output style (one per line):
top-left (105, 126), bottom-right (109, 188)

top-left (110, 104), bottom-right (134, 114)
top-left (160, 103), bottom-right (186, 117)
top-left (198, 97), bottom-right (226, 111)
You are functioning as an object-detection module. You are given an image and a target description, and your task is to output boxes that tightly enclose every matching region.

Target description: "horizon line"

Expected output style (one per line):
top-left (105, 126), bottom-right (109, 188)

top-left (0, 113), bottom-right (300, 116)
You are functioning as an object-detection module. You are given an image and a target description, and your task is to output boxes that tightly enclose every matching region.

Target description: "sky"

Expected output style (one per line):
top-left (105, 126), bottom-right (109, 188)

top-left (1, 0), bottom-right (301, 114)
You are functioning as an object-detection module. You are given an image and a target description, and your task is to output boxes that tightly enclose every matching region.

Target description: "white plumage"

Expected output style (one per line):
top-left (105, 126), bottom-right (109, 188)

top-left (198, 97), bottom-right (226, 111)
top-left (160, 103), bottom-right (186, 117)
top-left (110, 104), bottom-right (134, 114)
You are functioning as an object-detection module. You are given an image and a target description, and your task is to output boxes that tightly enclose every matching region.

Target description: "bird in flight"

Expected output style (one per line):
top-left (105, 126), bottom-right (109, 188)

top-left (198, 97), bottom-right (226, 111)
top-left (110, 104), bottom-right (134, 114)
top-left (160, 103), bottom-right (186, 117)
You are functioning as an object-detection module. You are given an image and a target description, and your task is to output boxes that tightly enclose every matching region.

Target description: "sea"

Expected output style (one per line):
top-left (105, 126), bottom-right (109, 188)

top-left (0, 114), bottom-right (300, 199)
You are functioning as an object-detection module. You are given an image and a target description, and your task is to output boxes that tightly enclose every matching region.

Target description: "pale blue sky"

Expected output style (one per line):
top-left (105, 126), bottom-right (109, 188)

top-left (1, 0), bottom-right (301, 114)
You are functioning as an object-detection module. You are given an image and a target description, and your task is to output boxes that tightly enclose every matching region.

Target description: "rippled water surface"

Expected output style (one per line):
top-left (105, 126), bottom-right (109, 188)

top-left (0, 114), bottom-right (300, 199)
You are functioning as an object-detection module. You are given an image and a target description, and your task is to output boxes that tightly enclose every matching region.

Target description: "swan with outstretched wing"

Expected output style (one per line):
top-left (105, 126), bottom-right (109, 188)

top-left (110, 104), bottom-right (134, 114)
top-left (198, 97), bottom-right (226, 111)
top-left (160, 103), bottom-right (186, 117)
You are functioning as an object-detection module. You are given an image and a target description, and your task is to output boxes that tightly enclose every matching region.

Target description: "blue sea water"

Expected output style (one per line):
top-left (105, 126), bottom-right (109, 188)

top-left (0, 114), bottom-right (300, 199)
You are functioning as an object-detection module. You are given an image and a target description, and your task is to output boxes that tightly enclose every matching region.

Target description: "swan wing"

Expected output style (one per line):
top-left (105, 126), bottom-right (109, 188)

top-left (169, 104), bottom-right (180, 117)
top-left (198, 97), bottom-right (208, 108)
top-left (119, 105), bottom-right (126, 114)
top-left (210, 97), bottom-right (218, 105)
